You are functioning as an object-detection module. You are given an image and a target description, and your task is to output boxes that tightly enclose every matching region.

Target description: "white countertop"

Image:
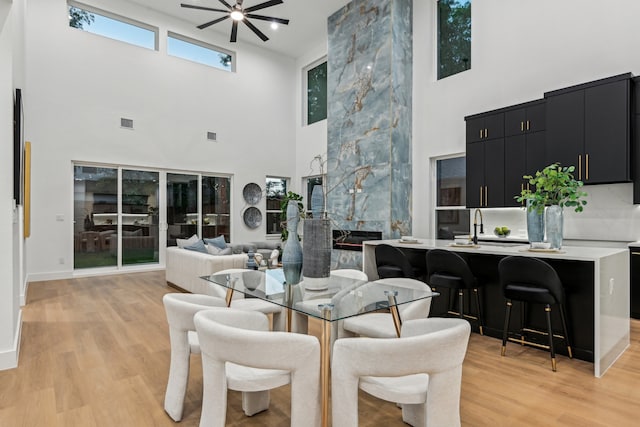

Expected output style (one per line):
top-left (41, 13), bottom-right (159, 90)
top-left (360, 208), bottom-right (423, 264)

top-left (364, 239), bottom-right (627, 262)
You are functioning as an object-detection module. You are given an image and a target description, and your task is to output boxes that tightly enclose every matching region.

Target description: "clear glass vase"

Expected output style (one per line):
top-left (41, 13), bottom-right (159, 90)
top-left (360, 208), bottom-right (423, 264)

top-left (526, 199), bottom-right (545, 244)
top-left (545, 205), bottom-right (563, 249)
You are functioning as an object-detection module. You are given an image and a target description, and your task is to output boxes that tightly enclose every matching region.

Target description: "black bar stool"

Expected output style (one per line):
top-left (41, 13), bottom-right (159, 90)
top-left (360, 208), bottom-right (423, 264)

top-left (498, 256), bottom-right (573, 372)
top-left (426, 249), bottom-right (484, 335)
top-left (375, 244), bottom-right (424, 280)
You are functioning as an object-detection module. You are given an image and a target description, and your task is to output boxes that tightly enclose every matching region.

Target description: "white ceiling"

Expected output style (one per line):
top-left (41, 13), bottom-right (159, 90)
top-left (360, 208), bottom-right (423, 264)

top-left (126, 0), bottom-right (351, 58)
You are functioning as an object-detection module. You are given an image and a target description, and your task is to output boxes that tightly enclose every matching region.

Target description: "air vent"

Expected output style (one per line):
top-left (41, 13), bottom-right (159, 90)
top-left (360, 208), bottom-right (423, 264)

top-left (207, 131), bottom-right (217, 141)
top-left (120, 118), bottom-right (134, 129)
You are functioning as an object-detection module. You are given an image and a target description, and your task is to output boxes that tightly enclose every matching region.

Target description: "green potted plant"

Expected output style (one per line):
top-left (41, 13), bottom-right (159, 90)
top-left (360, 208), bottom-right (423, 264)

top-left (516, 163), bottom-right (588, 249)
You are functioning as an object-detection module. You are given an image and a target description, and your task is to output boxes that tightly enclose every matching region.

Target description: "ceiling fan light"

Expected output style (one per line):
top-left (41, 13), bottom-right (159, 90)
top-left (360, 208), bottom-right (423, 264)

top-left (230, 10), bottom-right (244, 21)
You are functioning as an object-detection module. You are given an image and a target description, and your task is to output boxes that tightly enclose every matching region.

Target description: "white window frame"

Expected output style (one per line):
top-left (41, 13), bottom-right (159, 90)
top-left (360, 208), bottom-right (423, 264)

top-left (265, 176), bottom-right (289, 237)
top-left (167, 31), bottom-right (236, 72)
top-left (432, 154), bottom-right (469, 239)
top-left (68, 1), bottom-right (159, 51)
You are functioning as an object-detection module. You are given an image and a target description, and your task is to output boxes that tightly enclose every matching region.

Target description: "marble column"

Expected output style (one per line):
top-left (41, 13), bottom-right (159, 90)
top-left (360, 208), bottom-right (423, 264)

top-left (327, 0), bottom-right (413, 268)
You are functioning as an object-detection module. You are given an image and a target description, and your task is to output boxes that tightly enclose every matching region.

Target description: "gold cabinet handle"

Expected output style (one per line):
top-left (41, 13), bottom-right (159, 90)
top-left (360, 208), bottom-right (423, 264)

top-left (485, 128), bottom-right (488, 138)
top-left (485, 185), bottom-right (488, 206)
top-left (521, 183), bottom-right (525, 205)
top-left (578, 154), bottom-right (582, 180)
top-left (479, 129), bottom-right (483, 139)
top-left (586, 153), bottom-right (589, 180)
top-left (480, 186), bottom-right (483, 206)
top-left (521, 121), bottom-right (524, 132)
top-left (526, 120), bottom-right (530, 131)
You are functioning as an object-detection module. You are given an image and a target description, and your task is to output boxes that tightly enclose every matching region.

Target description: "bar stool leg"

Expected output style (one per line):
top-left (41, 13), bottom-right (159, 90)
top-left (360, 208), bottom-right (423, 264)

top-left (544, 304), bottom-right (556, 372)
top-left (458, 290), bottom-right (464, 319)
top-left (473, 287), bottom-right (484, 335)
top-left (558, 304), bottom-right (573, 358)
top-left (501, 300), bottom-right (512, 356)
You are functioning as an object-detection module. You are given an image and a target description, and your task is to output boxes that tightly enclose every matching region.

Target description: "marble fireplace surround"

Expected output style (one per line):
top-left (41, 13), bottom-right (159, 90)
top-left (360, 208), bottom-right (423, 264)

top-left (326, 0), bottom-right (413, 269)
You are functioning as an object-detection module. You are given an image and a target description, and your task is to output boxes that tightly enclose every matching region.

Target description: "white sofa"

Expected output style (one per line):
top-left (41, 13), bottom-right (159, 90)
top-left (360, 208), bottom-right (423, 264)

top-left (165, 246), bottom-right (248, 295)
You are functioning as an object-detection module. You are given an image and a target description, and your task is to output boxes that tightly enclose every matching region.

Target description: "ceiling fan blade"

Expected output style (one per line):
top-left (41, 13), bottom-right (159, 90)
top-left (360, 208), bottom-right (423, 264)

top-left (217, 0), bottom-right (234, 8)
top-left (230, 21), bottom-right (238, 42)
top-left (197, 15), bottom-right (230, 29)
top-left (243, 18), bottom-right (269, 41)
top-left (245, 14), bottom-right (289, 25)
top-left (181, 4), bottom-right (229, 13)
top-left (244, 0), bottom-right (283, 13)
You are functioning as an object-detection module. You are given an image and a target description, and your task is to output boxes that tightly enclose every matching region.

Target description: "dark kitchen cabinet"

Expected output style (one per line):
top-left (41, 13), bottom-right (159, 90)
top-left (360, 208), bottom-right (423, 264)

top-left (466, 112), bottom-right (504, 143)
top-left (504, 101), bottom-right (545, 136)
top-left (504, 131), bottom-right (546, 207)
top-left (545, 74), bottom-right (631, 184)
top-left (466, 139), bottom-right (505, 208)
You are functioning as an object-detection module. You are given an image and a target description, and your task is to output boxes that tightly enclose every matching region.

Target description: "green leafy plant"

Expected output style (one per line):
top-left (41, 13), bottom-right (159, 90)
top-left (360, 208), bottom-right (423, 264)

top-left (280, 191), bottom-right (304, 241)
top-left (516, 163), bottom-right (588, 214)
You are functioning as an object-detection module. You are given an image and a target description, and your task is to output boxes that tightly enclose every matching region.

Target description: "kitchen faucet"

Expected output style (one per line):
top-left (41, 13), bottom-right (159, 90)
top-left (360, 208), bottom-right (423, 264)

top-left (473, 208), bottom-right (484, 245)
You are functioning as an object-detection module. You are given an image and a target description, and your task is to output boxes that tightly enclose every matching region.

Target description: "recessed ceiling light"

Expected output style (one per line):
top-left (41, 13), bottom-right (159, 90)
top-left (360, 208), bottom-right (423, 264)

top-left (271, 22), bottom-right (278, 30)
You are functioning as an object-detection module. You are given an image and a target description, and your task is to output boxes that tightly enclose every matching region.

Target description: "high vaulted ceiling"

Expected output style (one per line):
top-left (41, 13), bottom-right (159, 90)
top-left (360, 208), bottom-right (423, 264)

top-left (125, 0), bottom-right (351, 58)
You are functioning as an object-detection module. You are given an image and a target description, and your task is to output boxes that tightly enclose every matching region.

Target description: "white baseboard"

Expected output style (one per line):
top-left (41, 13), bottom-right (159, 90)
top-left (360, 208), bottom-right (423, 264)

top-left (27, 265), bottom-right (165, 283)
top-left (0, 309), bottom-right (22, 371)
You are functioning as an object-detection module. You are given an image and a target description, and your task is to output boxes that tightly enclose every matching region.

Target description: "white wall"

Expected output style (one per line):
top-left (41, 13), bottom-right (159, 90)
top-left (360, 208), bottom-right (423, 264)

top-left (24, 0), bottom-right (297, 279)
top-left (1, 0), bottom-right (21, 370)
top-left (412, 0), bottom-right (640, 241)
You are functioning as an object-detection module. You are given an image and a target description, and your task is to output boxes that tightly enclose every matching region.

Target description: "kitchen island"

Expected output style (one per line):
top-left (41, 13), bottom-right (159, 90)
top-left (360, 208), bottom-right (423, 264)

top-left (362, 239), bottom-right (630, 377)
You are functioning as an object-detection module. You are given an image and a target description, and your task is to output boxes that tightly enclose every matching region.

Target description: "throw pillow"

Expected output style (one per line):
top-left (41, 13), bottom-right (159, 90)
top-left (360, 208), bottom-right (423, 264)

top-left (183, 240), bottom-right (208, 254)
top-left (176, 234), bottom-right (199, 248)
top-left (204, 235), bottom-right (227, 249)
top-left (206, 245), bottom-right (232, 256)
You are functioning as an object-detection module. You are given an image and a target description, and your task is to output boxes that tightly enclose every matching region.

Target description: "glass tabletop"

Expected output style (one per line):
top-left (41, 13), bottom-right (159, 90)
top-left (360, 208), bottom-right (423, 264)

top-left (202, 269), bottom-right (437, 322)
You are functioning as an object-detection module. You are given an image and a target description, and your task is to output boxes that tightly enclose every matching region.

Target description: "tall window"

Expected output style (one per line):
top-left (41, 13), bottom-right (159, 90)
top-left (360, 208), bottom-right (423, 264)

top-left (304, 175), bottom-right (323, 217)
top-left (201, 176), bottom-right (231, 240)
top-left (435, 156), bottom-right (469, 239)
top-left (305, 59), bottom-right (327, 125)
top-left (265, 177), bottom-right (287, 236)
top-left (167, 32), bottom-right (234, 72)
top-left (437, 0), bottom-right (471, 80)
top-left (68, 1), bottom-right (158, 50)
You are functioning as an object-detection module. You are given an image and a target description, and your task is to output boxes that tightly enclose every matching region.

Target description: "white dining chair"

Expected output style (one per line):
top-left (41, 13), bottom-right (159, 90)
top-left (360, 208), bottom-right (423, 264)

top-left (209, 268), bottom-right (287, 330)
top-left (338, 278), bottom-right (433, 339)
top-left (330, 269), bottom-right (368, 281)
top-left (194, 308), bottom-right (321, 427)
top-left (331, 318), bottom-right (471, 427)
top-left (162, 293), bottom-right (227, 421)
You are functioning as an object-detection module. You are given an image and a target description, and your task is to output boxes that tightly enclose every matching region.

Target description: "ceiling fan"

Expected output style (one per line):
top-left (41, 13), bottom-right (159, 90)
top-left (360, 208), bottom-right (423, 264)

top-left (180, 0), bottom-right (290, 42)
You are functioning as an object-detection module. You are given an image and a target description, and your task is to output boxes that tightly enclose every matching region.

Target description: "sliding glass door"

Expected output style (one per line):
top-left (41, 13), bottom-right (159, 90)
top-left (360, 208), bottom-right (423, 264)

top-left (73, 166), bottom-right (118, 268)
top-left (121, 169), bottom-right (159, 265)
top-left (74, 165), bottom-right (232, 269)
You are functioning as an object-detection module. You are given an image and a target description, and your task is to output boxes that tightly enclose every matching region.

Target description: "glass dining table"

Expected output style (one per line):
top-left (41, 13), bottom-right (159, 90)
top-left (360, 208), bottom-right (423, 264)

top-left (202, 269), bottom-right (437, 427)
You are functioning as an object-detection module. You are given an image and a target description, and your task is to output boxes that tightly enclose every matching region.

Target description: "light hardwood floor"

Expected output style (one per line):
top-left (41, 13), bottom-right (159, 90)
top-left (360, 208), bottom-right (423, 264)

top-left (0, 271), bottom-right (638, 426)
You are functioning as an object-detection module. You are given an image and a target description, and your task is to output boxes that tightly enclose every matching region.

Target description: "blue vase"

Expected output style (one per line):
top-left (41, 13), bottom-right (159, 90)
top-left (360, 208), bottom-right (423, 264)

top-left (546, 205), bottom-right (563, 249)
top-left (311, 184), bottom-right (325, 219)
top-left (282, 200), bottom-right (303, 285)
top-left (526, 199), bottom-right (545, 244)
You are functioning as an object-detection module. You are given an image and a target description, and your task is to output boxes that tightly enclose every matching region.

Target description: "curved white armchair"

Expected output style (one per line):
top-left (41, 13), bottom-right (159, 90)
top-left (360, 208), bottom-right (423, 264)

top-left (339, 278), bottom-right (433, 339)
top-left (331, 318), bottom-right (471, 427)
top-left (162, 293), bottom-right (227, 421)
top-left (194, 308), bottom-right (321, 427)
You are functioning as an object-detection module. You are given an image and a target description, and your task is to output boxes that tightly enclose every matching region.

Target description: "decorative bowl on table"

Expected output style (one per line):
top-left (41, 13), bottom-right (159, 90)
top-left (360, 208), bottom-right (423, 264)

top-left (493, 227), bottom-right (511, 238)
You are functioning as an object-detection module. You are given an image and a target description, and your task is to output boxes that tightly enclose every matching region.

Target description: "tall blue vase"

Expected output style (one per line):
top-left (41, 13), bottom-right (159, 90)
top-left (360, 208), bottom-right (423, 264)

top-left (546, 205), bottom-right (563, 249)
top-left (526, 199), bottom-right (545, 244)
top-left (282, 200), bottom-right (303, 285)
